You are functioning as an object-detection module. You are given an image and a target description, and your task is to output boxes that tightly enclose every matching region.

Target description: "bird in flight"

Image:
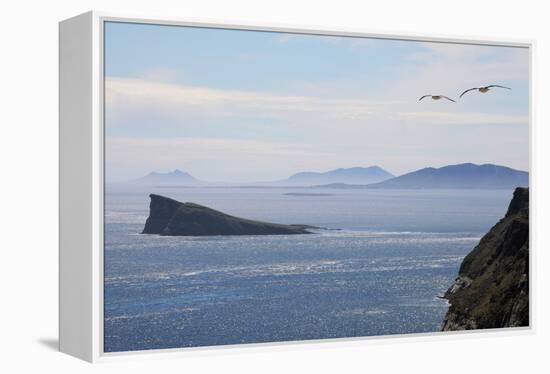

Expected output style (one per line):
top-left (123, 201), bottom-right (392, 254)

top-left (459, 85), bottom-right (511, 98)
top-left (418, 95), bottom-right (456, 103)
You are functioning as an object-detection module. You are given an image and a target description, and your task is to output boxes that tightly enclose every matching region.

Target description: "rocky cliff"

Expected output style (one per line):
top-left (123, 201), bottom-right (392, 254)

top-left (441, 187), bottom-right (529, 330)
top-left (142, 194), bottom-right (314, 236)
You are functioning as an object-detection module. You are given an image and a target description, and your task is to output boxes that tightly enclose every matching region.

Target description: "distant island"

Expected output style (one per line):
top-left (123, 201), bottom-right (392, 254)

top-left (133, 169), bottom-right (201, 185)
top-left (142, 194), bottom-right (317, 236)
top-left (277, 166), bottom-right (393, 186)
top-left (316, 163), bottom-right (528, 189)
top-left (441, 187), bottom-right (529, 330)
top-left (284, 192), bottom-right (335, 197)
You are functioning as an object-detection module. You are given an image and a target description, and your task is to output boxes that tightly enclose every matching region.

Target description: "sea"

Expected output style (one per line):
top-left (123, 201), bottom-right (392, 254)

top-left (104, 185), bottom-right (513, 352)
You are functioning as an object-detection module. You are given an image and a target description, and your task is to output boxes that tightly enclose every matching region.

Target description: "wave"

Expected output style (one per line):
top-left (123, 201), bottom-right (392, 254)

top-left (104, 229), bottom-right (481, 252)
top-left (105, 255), bottom-right (465, 285)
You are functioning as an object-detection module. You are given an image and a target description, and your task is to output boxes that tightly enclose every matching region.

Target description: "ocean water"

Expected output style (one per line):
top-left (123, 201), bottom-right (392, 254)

top-left (104, 186), bottom-right (513, 352)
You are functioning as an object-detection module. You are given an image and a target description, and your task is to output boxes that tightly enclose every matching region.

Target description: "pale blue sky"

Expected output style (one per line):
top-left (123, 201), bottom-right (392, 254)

top-left (105, 21), bottom-right (529, 183)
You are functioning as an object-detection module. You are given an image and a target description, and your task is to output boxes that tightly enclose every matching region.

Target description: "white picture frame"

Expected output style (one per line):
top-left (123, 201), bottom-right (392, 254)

top-left (59, 10), bottom-right (533, 363)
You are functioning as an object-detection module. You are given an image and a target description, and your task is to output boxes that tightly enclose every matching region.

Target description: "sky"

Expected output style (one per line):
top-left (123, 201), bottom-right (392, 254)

top-left (104, 21), bottom-right (530, 183)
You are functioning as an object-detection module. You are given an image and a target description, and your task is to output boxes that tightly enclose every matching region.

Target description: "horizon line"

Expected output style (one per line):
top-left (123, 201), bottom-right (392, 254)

top-left (119, 161), bottom-right (529, 185)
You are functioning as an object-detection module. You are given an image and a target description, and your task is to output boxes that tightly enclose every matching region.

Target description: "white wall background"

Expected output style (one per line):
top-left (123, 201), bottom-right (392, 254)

top-left (1, 0), bottom-right (548, 372)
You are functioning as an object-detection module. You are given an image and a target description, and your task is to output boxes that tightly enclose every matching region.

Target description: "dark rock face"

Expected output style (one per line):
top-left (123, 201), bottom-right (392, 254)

top-left (142, 194), bottom-right (313, 236)
top-left (141, 194), bottom-right (183, 234)
top-left (441, 187), bottom-right (529, 331)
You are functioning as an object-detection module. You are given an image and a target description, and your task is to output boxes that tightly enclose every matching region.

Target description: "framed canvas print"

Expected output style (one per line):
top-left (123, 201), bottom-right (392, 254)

top-left (59, 11), bottom-right (532, 362)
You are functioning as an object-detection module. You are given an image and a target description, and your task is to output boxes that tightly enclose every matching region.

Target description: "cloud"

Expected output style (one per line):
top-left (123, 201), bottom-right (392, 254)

top-left (105, 77), bottom-right (385, 137)
top-left (106, 136), bottom-right (343, 183)
top-left (138, 67), bottom-right (183, 82)
top-left (106, 127), bottom-right (528, 183)
top-left (396, 111), bottom-right (528, 125)
top-left (106, 77), bottom-right (379, 113)
top-left (385, 41), bottom-right (529, 101)
top-left (106, 77), bottom-right (524, 132)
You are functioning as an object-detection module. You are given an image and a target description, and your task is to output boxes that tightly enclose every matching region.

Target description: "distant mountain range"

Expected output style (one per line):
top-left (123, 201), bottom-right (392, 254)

top-left (133, 169), bottom-right (200, 185)
top-left (319, 163), bottom-right (528, 189)
top-left (132, 163), bottom-right (528, 189)
top-left (278, 166), bottom-right (394, 185)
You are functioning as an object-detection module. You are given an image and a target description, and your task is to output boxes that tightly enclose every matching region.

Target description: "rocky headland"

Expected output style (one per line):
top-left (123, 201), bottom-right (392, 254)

top-left (441, 187), bottom-right (529, 330)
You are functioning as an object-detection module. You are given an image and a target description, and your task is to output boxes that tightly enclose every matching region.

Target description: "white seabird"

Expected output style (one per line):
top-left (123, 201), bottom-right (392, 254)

top-left (418, 95), bottom-right (456, 103)
top-left (459, 85), bottom-right (511, 98)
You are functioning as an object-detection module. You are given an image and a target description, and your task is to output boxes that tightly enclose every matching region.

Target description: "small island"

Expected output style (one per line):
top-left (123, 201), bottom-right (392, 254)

top-left (283, 192), bottom-right (335, 197)
top-left (142, 194), bottom-right (316, 236)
